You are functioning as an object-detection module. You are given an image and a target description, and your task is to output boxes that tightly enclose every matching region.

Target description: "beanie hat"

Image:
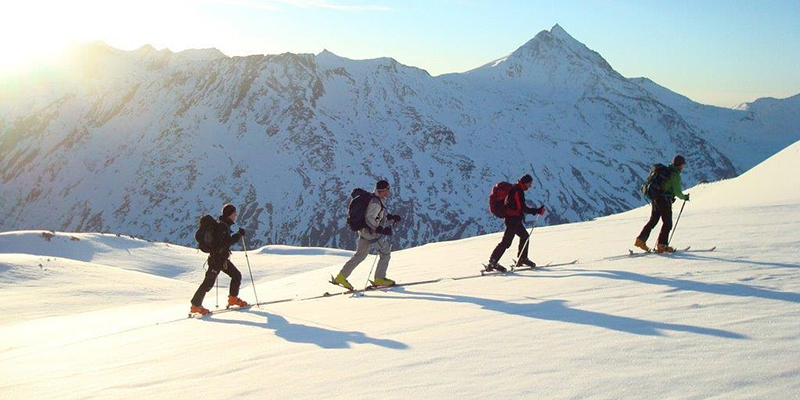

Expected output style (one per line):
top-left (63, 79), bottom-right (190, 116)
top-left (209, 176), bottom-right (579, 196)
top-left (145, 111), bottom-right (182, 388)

top-left (673, 155), bottom-right (686, 167)
top-left (222, 203), bottom-right (237, 218)
top-left (520, 174), bottom-right (533, 184)
top-left (376, 180), bottom-right (390, 191)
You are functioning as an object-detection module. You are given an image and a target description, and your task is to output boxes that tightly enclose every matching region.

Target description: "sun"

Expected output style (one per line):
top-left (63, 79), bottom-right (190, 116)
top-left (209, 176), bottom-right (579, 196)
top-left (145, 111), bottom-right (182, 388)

top-left (0, 1), bottom-right (78, 74)
top-left (0, 0), bottom-right (226, 75)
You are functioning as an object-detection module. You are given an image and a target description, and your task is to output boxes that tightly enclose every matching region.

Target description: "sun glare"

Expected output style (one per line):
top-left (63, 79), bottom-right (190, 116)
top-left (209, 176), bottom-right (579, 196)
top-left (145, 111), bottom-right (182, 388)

top-left (0, 2), bottom-right (75, 73)
top-left (0, 0), bottom-right (213, 75)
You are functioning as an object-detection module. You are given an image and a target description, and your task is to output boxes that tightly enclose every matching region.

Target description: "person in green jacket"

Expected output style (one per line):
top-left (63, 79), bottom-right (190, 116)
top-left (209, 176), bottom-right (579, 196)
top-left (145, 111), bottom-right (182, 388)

top-left (635, 155), bottom-right (690, 253)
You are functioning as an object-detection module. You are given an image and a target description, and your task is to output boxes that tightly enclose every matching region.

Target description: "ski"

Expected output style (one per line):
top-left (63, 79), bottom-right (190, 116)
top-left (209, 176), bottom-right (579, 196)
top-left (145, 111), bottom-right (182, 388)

top-left (188, 304), bottom-right (255, 319)
top-left (324, 277), bottom-right (388, 297)
top-left (510, 259), bottom-right (538, 271)
top-left (325, 275), bottom-right (357, 296)
top-left (628, 246), bottom-right (690, 257)
top-left (687, 246), bottom-right (717, 252)
top-left (545, 259), bottom-right (579, 268)
top-left (477, 259), bottom-right (578, 277)
top-left (366, 280), bottom-right (393, 291)
top-left (624, 246), bottom-right (716, 258)
top-left (479, 263), bottom-right (508, 276)
top-left (512, 259), bottom-right (578, 271)
top-left (321, 277), bottom-right (442, 298)
top-left (348, 281), bottom-right (392, 297)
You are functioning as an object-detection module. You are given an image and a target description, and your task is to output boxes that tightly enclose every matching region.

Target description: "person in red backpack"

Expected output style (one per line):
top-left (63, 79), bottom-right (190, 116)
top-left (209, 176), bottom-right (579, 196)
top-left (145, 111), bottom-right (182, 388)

top-left (487, 174), bottom-right (545, 271)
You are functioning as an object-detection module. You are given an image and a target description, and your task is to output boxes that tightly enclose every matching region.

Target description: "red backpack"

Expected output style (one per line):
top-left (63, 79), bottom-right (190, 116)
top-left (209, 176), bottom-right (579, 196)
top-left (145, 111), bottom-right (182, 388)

top-left (489, 181), bottom-right (513, 218)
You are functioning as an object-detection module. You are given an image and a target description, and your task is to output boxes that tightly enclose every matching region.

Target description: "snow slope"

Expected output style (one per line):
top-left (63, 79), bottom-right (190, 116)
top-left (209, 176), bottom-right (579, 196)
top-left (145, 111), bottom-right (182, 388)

top-left (687, 137), bottom-right (800, 208)
top-left (0, 231), bottom-right (353, 286)
top-left (0, 141), bottom-right (798, 398)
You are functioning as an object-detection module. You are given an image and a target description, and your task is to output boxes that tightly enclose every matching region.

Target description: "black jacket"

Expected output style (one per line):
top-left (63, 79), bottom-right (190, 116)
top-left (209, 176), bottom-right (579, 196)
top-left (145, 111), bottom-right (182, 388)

top-left (211, 216), bottom-right (243, 259)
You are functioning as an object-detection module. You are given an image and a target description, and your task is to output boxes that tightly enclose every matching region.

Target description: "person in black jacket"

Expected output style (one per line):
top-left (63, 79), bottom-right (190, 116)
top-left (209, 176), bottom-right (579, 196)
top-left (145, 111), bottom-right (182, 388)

top-left (487, 174), bottom-right (546, 271)
top-left (190, 203), bottom-right (248, 315)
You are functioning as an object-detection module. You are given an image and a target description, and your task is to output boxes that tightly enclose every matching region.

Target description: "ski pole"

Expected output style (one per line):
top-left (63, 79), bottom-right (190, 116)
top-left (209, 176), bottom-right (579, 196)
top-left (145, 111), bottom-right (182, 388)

top-left (515, 213), bottom-right (541, 267)
top-left (240, 237), bottom-right (260, 308)
top-left (668, 199), bottom-right (687, 246)
top-left (358, 251), bottom-right (380, 296)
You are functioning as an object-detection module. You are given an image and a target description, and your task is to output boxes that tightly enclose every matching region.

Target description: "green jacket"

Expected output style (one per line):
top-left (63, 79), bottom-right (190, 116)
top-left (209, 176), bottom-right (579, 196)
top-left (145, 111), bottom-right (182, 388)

top-left (663, 164), bottom-right (689, 200)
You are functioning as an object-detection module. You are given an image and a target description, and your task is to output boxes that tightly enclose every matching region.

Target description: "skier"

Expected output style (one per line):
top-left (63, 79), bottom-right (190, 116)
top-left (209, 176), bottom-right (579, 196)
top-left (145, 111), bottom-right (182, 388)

top-left (333, 180), bottom-right (401, 290)
top-left (190, 203), bottom-right (249, 315)
top-left (487, 174), bottom-right (546, 271)
top-left (635, 155), bottom-right (690, 253)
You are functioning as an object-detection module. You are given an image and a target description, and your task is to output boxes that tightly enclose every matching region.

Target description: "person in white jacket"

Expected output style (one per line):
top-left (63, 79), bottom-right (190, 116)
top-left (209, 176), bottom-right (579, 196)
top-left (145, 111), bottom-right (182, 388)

top-left (333, 180), bottom-right (401, 290)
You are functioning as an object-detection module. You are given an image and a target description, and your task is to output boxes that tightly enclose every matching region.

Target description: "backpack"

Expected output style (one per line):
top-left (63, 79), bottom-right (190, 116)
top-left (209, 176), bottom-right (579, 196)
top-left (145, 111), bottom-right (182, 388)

top-left (195, 215), bottom-right (222, 253)
top-left (489, 181), bottom-right (513, 218)
top-left (346, 188), bottom-right (375, 231)
top-left (641, 164), bottom-right (671, 199)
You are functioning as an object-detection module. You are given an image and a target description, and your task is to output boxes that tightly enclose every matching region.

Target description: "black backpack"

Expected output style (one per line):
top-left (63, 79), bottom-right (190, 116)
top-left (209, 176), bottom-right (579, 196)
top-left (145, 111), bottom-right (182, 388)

top-left (346, 188), bottom-right (375, 231)
top-left (195, 215), bottom-right (222, 253)
top-left (641, 164), bottom-right (672, 199)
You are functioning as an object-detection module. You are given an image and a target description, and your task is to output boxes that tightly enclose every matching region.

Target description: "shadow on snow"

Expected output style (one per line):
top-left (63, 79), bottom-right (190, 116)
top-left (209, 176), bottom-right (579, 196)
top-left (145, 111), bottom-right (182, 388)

top-left (669, 252), bottom-right (800, 270)
top-left (204, 309), bottom-right (409, 350)
top-left (369, 287), bottom-right (747, 339)
top-left (552, 268), bottom-right (800, 304)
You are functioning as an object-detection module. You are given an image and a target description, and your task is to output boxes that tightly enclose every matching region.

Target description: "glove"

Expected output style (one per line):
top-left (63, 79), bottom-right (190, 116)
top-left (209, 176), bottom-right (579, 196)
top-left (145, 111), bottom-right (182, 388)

top-left (387, 214), bottom-right (402, 222)
top-left (376, 226), bottom-right (393, 236)
top-left (685, 194), bottom-right (690, 202)
top-left (237, 228), bottom-right (245, 236)
top-left (536, 206), bottom-right (546, 215)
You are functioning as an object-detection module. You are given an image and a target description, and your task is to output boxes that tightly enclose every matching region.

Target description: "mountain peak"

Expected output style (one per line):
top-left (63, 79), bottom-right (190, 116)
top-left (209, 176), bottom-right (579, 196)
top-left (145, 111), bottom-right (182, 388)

top-left (135, 44), bottom-right (157, 54)
top-left (516, 24), bottom-right (582, 54)
top-left (550, 23), bottom-right (576, 42)
top-left (464, 24), bottom-right (620, 84)
top-left (61, 41), bottom-right (121, 63)
top-left (175, 48), bottom-right (227, 62)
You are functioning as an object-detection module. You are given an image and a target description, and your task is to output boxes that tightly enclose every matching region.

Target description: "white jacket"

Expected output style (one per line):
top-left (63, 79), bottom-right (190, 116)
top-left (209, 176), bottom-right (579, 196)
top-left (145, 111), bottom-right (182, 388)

top-left (359, 194), bottom-right (387, 241)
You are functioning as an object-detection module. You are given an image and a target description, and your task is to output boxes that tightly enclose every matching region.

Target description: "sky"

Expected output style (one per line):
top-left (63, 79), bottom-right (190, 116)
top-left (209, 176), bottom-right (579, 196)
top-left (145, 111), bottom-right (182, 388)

top-left (1, 0), bottom-right (799, 107)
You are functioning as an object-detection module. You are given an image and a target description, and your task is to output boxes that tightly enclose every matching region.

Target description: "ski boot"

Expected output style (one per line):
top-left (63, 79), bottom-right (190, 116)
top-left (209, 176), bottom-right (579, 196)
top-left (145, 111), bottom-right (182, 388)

top-left (333, 273), bottom-right (354, 290)
top-left (190, 305), bottom-right (210, 316)
top-left (372, 277), bottom-right (396, 287)
top-left (485, 260), bottom-right (507, 273)
top-left (634, 238), bottom-right (651, 252)
top-left (515, 258), bottom-right (536, 268)
top-left (227, 295), bottom-right (248, 308)
top-left (655, 244), bottom-right (676, 253)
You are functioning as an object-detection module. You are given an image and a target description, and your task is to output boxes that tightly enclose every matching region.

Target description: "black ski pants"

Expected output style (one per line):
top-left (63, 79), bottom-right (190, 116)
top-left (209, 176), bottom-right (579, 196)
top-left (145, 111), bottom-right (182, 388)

top-left (490, 216), bottom-right (530, 262)
top-left (638, 196), bottom-right (673, 246)
top-left (190, 257), bottom-right (242, 306)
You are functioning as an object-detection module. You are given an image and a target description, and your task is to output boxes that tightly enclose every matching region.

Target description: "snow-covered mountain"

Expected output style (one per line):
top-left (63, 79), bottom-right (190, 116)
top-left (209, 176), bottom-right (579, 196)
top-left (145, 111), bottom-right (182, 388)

top-left (1, 140), bottom-right (798, 399)
top-left (1, 25), bottom-right (798, 250)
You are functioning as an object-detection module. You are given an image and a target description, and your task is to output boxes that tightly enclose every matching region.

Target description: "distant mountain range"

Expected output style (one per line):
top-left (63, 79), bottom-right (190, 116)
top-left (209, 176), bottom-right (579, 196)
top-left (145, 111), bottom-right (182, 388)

top-left (1, 24), bottom-right (798, 249)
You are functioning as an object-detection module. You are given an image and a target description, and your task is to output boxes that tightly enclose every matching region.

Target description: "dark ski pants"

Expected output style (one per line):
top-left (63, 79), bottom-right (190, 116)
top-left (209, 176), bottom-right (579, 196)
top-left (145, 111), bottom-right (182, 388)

top-left (190, 258), bottom-right (242, 306)
top-left (638, 196), bottom-right (673, 246)
top-left (490, 217), bottom-right (530, 262)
